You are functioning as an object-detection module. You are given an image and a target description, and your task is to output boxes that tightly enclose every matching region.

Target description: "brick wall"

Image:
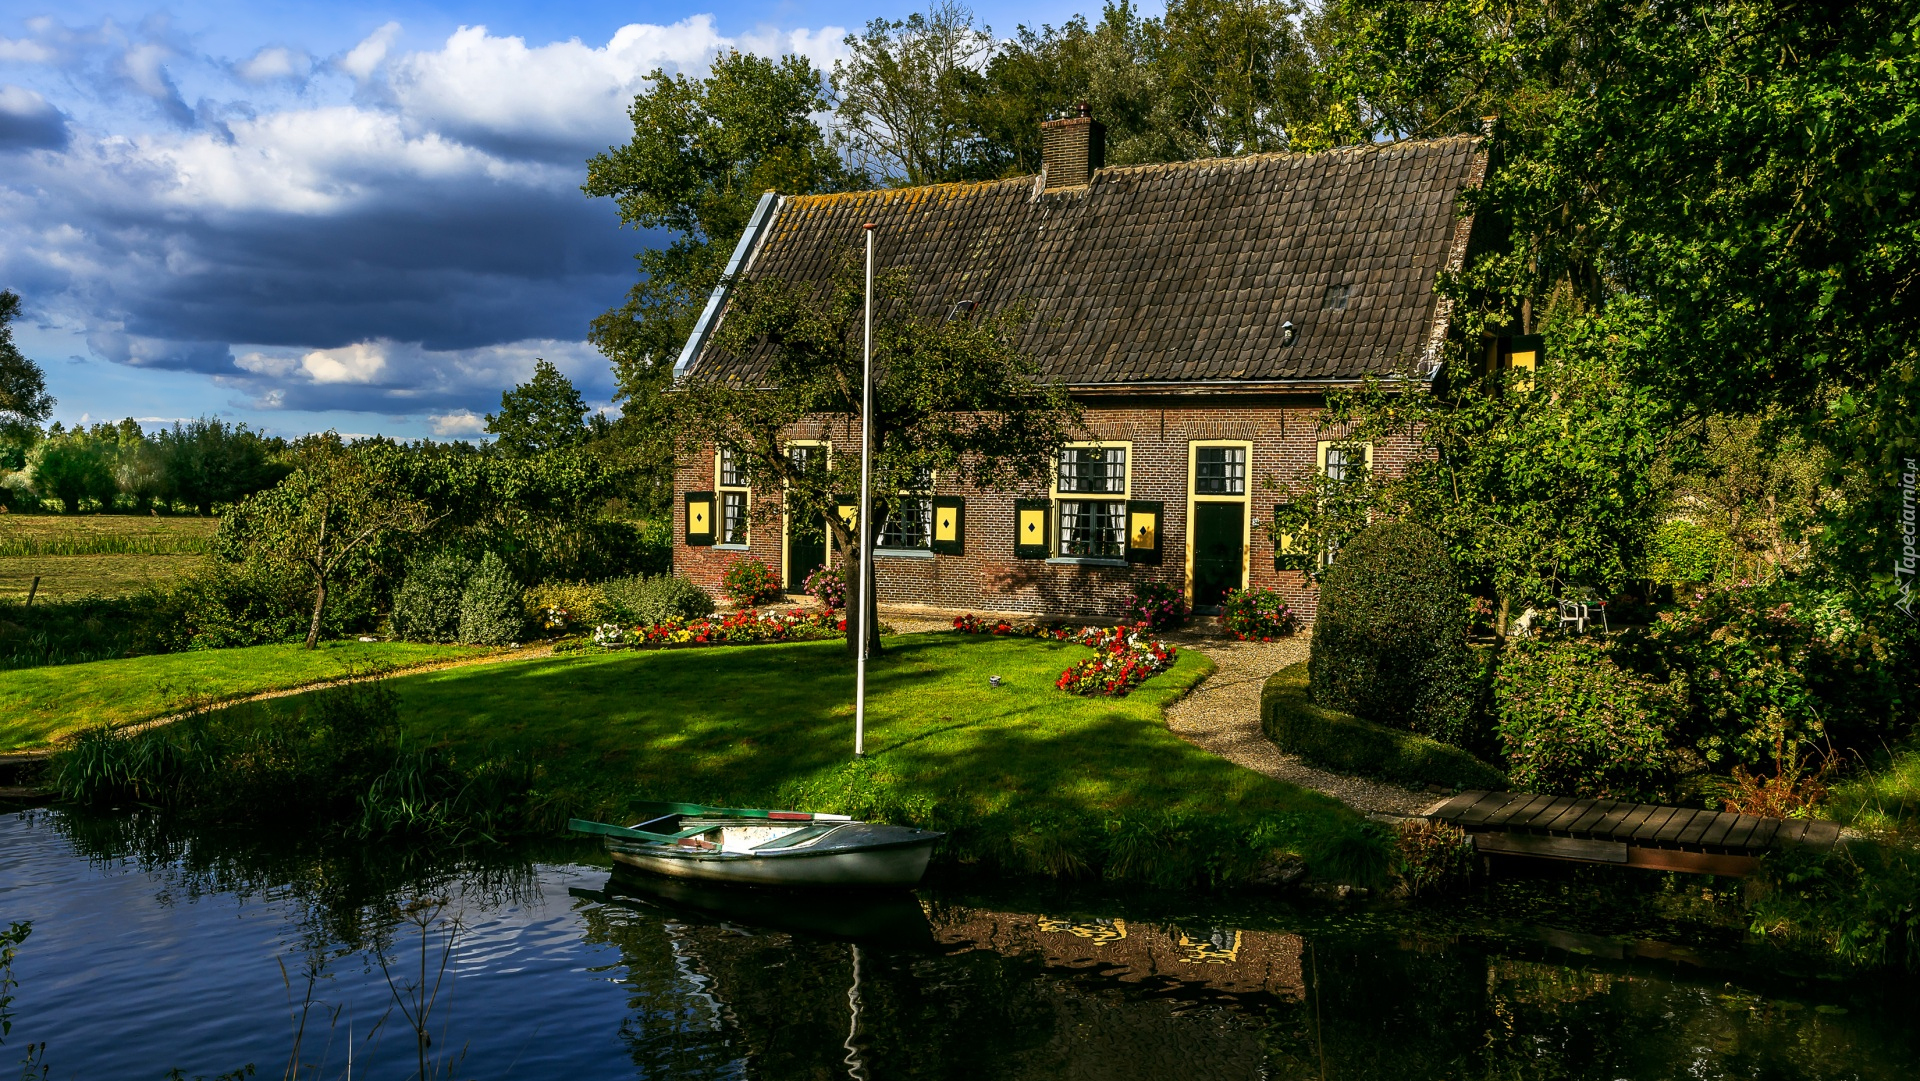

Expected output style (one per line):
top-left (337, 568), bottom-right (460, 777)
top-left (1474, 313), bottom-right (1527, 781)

top-left (671, 394), bottom-right (1422, 624)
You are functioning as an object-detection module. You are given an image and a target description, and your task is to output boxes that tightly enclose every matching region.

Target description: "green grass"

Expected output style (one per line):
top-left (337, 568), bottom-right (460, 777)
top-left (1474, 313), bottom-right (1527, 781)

top-left (0, 514), bottom-right (215, 556)
top-left (1828, 744), bottom-right (1920, 839)
top-left (0, 641), bottom-right (487, 750)
top-left (371, 633), bottom-right (1386, 885)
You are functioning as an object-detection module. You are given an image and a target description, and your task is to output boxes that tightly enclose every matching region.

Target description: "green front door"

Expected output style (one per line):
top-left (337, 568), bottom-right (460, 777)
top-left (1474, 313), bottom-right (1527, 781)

top-left (787, 510), bottom-right (827, 592)
top-left (1191, 501), bottom-right (1244, 611)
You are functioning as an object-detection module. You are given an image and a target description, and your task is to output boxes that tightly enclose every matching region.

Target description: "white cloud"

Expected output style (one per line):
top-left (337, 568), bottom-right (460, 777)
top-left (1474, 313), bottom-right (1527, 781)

top-left (429, 409), bottom-right (488, 437)
top-left (235, 46), bottom-right (312, 84)
top-left (298, 340), bottom-right (389, 384)
top-left (338, 22), bottom-right (401, 82)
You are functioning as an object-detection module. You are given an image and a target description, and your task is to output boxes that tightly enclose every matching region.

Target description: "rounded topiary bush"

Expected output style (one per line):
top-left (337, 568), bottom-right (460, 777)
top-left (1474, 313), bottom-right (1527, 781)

top-left (457, 551), bottom-right (525, 645)
top-left (391, 550), bottom-right (475, 643)
top-left (1308, 521), bottom-right (1478, 745)
top-left (600, 573), bottom-right (715, 626)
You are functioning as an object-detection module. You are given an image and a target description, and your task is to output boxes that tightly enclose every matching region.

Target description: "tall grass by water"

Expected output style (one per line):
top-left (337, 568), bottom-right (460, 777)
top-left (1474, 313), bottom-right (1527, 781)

top-left (52, 679), bottom-right (552, 844)
top-left (0, 514), bottom-right (215, 556)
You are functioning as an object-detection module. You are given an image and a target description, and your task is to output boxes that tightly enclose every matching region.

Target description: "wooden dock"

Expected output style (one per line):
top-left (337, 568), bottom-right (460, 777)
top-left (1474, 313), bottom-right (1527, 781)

top-left (1428, 791), bottom-right (1843, 876)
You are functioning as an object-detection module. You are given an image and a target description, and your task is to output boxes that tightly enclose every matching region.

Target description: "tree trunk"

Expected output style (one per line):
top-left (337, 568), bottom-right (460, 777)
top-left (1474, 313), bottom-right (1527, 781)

top-left (305, 577), bottom-right (327, 650)
top-left (832, 524), bottom-right (883, 659)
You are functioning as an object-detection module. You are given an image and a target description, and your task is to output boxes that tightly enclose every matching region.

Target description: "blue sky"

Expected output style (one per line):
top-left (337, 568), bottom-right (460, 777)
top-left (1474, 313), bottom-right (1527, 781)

top-left (0, 0), bottom-right (1084, 440)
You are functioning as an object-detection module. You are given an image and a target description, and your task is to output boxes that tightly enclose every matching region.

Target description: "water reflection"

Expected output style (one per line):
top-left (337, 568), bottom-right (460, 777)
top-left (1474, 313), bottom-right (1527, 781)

top-left (2, 809), bottom-right (1916, 1080)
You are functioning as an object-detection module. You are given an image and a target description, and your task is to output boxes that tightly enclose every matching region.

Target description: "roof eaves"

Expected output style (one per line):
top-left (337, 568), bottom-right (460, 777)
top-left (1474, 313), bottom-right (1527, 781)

top-left (673, 190), bottom-right (783, 382)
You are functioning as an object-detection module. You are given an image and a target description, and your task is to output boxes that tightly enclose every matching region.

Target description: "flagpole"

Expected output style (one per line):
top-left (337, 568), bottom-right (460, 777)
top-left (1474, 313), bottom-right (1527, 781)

top-left (855, 222), bottom-right (875, 758)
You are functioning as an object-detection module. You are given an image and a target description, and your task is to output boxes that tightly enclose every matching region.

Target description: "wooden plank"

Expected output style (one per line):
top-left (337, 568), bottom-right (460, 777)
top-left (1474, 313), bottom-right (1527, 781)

top-left (1613, 803), bottom-right (1662, 842)
top-left (1537, 798), bottom-right (1594, 833)
top-left (1590, 801), bottom-right (1647, 842)
top-left (1496, 794), bottom-right (1558, 829)
top-left (1478, 794), bottom-right (1538, 828)
top-left (1801, 821), bottom-right (1843, 850)
top-left (1631, 806), bottom-right (1681, 843)
top-left (1457, 792), bottom-right (1526, 827)
top-left (1770, 820), bottom-right (1810, 847)
top-left (1700, 812), bottom-right (1742, 848)
top-left (1741, 817), bottom-right (1782, 851)
top-left (1625, 847), bottom-right (1760, 877)
top-left (1719, 815), bottom-right (1764, 850)
top-left (1475, 833), bottom-right (1628, 864)
top-left (1428, 791), bottom-right (1489, 821)
top-left (1653, 809), bottom-right (1699, 844)
top-left (1441, 791), bottom-right (1507, 826)
top-left (1567, 800), bottom-right (1621, 836)
top-left (1676, 811), bottom-right (1721, 847)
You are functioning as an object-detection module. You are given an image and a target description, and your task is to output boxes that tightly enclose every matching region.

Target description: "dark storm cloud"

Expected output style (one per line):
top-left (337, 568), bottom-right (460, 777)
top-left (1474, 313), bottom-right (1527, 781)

top-left (0, 85), bottom-right (69, 150)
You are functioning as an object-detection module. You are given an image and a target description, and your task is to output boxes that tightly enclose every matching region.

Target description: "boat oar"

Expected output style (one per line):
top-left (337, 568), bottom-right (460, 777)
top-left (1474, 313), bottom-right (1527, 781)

top-left (624, 800), bottom-right (852, 824)
top-left (568, 819), bottom-right (677, 843)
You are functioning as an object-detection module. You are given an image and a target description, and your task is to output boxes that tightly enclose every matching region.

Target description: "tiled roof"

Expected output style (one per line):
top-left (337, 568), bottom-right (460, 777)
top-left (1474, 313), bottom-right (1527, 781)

top-left (684, 134), bottom-right (1484, 387)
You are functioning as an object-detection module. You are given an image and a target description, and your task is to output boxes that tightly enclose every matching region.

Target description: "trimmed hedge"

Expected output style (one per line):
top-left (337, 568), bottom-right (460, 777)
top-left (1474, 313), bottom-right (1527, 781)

top-left (1308, 521), bottom-right (1479, 747)
top-left (1263, 661), bottom-right (1507, 791)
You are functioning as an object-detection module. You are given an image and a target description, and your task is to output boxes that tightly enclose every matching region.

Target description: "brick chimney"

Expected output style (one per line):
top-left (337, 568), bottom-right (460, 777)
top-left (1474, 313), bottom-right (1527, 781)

top-left (1040, 104), bottom-right (1104, 190)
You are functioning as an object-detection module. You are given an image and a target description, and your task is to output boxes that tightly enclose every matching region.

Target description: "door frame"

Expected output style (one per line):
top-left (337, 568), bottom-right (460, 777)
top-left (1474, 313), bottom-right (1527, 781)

top-left (782, 440), bottom-right (831, 590)
top-left (1184, 440), bottom-right (1253, 605)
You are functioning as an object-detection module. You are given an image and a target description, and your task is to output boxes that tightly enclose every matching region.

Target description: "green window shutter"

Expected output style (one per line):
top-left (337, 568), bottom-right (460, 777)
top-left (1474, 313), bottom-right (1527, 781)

top-left (1014, 498), bottom-right (1051, 559)
top-left (931, 496), bottom-right (965, 555)
top-left (685, 491), bottom-right (716, 546)
top-left (1124, 500), bottom-right (1162, 565)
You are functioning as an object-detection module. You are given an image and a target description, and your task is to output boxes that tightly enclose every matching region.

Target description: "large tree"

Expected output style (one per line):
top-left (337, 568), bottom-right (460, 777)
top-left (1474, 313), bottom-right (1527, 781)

top-left (671, 255), bottom-right (1081, 655)
top-left (0, 290), bottom-right (54, 435)
top-left (832, 0), bottom-right (998, 185)
top-left (584, 49), bottom-right (856, 487)
top-left (486, 360), bottom-right (590, 457)
top-left (224, 437), bottom-right (436, 649)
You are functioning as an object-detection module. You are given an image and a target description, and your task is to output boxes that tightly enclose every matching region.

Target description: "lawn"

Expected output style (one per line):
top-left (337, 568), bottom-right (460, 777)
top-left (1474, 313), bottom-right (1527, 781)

top-left (375, 632), bottom-right (1381, 883)
top-left (0, 640), bottom-right (487, 750)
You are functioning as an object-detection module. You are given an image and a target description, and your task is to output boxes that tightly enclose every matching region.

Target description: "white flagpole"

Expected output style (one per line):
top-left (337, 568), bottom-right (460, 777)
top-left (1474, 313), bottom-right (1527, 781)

top-left (855, 222), bottom-right (875, 758)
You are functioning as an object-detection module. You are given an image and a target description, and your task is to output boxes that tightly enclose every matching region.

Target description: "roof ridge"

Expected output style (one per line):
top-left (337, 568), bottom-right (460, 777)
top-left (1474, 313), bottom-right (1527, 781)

top-left (777, 133), bottom-right (1481, 204)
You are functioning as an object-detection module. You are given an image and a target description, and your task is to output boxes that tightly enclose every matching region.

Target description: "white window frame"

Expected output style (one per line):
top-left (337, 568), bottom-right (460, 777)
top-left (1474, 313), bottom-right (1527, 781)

top-left (876, 466), bottom-right (936, 557)
top-left (1050, 441), bottom-right (1131, 564)
top-left (1314, 439), bottom-right (1374, 565)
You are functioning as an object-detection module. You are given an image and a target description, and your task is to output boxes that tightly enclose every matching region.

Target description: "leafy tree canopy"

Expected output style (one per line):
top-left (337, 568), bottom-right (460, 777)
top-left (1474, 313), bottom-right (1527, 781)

top-left (486, 359), bottom-right (590, 457)
top-left (0, 290), bottom-right (54, 432)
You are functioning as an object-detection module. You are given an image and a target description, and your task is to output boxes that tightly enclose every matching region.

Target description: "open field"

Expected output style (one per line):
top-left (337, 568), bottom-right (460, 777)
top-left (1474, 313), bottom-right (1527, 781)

top-left (0, 513), bottom-right (216, 555)
top-left (0, 554), bottom-right (207, 601)
top-left (0, 641), bottom-right (487, 750)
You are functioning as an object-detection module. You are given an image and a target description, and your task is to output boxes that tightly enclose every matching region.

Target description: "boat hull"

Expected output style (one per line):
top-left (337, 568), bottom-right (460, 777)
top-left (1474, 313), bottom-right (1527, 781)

top-left (608, 837), bottom-right (935, 888)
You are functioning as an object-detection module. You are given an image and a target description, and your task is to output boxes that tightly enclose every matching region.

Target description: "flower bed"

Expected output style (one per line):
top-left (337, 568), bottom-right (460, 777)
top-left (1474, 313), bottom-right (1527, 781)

top-left (953, 615), bottom-right (1178, 697)
top-left (567, 608), bottom-right (844, 652)
top-left (1221, 587), bottom-right (1298, 641)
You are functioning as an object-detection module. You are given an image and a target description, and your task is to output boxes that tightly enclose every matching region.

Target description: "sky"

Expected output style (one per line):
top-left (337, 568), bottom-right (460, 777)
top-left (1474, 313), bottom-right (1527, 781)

top-left (0, 0), bottom-right (1083, 441)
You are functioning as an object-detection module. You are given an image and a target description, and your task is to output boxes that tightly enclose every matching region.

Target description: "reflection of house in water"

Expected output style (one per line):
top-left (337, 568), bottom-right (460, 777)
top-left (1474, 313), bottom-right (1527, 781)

top-left (930, 909), bottom-right (1306, 1000)
top-left (576, 884), bottom-right (1307, 1079)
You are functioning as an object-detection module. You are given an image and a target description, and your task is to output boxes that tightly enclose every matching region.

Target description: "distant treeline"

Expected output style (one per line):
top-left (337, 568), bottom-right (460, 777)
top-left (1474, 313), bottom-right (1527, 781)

top-left (0, 417), bottom-right (286, 516)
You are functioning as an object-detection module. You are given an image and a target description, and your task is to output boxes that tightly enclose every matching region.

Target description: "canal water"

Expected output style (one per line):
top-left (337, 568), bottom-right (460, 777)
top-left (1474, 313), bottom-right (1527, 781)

top-left (2, 808), bottom-right (1916, 1080)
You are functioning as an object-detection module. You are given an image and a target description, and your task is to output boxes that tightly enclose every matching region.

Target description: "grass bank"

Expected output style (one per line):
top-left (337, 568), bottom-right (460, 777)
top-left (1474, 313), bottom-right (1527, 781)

top-left (1262, 661), bottom-right (1506, 790)
top-left (0, 641), bottom-right (485, 750)
top-left (361, 633), bottom-right (1389, 887)
top-left (0, 553), bottom-right (206, 601)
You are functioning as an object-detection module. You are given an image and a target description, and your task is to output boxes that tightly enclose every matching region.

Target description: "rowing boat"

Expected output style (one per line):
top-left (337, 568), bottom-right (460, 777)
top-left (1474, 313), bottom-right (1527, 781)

top-left (569, 801), bottom-right (942, 888)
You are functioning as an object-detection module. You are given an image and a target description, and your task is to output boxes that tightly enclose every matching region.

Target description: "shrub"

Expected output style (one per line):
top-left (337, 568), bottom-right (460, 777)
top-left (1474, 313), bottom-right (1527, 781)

top-left (1221, 587), bottom-right (1295, 640)
top-left (456, 552), bottom-right (524, 645)
top-left (1493, 637), bottom-right (1680, 800)
top-left (1749, 841), bottom-right (1920, 972)
top-left (601, 574), bottom-right (715, 626)
top-left (1262, 662), bottom-right (1507, 790)
top-left (523, 581), bottom-right (610, 634)
top-left (1642, 580), bottom-right (1915, 770)
top-left (802, 564), bottom-right (845, 609)
top-left (1395, 820), bottom-right (1475, 898)
top-left (390, 551), bottom-right (475, 643)
top-left (721, 556), bottom-right (782, 608)
top-left (1308, 521), bottom-right (1477, 745)
top-left (1647, 519), bottom-right (1737, 586)
top-left (156, 557), bottom-right (380, 651)
top-left (1122, 582), bottom-right (1188, 631)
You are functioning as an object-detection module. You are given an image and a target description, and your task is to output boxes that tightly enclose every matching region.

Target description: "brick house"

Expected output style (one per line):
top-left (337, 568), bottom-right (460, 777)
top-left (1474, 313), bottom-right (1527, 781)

top-left (671, 116), bottom-right (1487, 622)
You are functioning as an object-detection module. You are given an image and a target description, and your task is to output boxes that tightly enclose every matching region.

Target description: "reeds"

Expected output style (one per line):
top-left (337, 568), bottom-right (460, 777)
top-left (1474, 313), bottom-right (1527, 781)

top-left (49, 678), bottom-right (545, 844)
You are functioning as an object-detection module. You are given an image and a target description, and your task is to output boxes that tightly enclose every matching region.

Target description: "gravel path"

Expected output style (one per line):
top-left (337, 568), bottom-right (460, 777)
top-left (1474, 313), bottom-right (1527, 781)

top-left (1162, 630), bottom-right (1435, 817)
